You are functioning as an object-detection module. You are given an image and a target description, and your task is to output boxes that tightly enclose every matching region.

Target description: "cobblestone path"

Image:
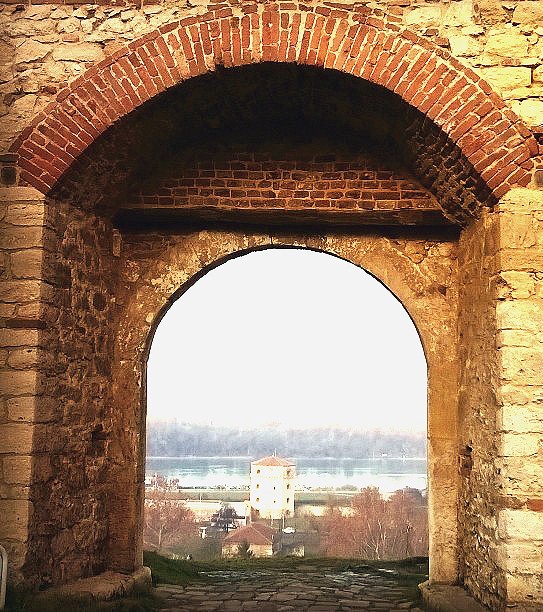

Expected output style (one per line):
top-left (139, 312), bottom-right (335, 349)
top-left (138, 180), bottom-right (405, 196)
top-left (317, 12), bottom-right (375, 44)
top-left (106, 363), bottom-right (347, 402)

top-left (156, 568), bottom-right (425, 611)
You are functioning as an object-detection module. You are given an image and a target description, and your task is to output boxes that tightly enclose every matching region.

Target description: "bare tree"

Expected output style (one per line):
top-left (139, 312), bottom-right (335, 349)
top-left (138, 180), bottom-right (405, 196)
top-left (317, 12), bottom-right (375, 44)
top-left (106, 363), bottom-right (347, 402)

top-left (319, 487), bottom-right (428, 560)
top-left (144, 490), bottom-right (196, 553)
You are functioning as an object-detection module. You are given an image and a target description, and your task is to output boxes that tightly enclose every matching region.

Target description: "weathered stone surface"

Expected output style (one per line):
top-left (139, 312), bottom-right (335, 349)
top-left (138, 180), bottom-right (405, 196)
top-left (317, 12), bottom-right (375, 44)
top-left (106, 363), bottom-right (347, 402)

top-left (498, 509), bottom-right (543, 541)
top-left (498, 404), bottom-right (543, 433)
top-left (10, 250), bottom-right (43, 279)
top-left (4, 204), bottom-right (45, 226)
top-left (499, 432), bottom-right (541, 456)
top-left (484, 31), bottom-right (529, 57)
top-left (14, 39), bottom-right (50, 63)
top-left (51, 42), bottom-right (105, 62)
top-left (0, 499), bottom-right (32, 541)
top-left (479, 66), bottom-right (532, 90)
top-left (0, 280), bottom-right (42, 303)
top-left (512, 1), bottom-right (543, 27)
top-left (156, 567), bottom-right (424, 611)
top-left (0, 370), bottom-right (38, 397)
top-left (0, 329), bottom-right (40, 348)
top-left (2, 456), bottom-right (33, 485)
top-left (511, 98), bottom-right (543, 126)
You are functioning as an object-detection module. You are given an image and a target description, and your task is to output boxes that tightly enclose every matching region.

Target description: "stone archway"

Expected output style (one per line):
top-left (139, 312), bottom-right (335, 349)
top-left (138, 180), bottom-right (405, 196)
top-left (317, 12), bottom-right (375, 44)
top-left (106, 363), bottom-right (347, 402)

top-left (1, 4), bottom-right (542, 611)
top-left (116, 236), bottom-right (456, 582)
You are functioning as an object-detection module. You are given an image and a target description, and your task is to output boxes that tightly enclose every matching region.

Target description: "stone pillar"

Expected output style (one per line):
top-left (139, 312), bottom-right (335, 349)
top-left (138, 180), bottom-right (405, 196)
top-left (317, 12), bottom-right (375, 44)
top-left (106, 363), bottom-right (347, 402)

top-left (0, 186), bottom-right (50, 584)
top-left (494, 187), bottom-right (543, 608)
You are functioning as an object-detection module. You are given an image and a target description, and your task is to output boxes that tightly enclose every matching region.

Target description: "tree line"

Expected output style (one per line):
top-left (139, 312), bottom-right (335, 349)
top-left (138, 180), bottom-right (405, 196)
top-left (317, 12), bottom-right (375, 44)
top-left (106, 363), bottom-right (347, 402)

top-left (146, 422), bottom-right (426, 458)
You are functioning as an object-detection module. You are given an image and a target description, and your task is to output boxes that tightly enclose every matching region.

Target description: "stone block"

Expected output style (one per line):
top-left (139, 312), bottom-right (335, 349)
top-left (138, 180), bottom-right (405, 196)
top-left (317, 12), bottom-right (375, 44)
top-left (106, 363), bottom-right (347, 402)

top-left (498, 509), bottom-right (543, 540)
top-left (0, 499), bottom-right (32, 541)
top-left (442, 0), bottom-right (475, 27)
top-left (499, 271), bottom-right (535, 299)
top-left (498, 456), bottom-right (543, 497)
top-left (504, 572), bottom-right (543, 603)
top-left (0, 328), bottom-right (40, 348)
top-left (7, 347), bottom-right (39, 369)
top-left (498, 249), bottom-right (543, 272)
top-left (498, 404), bottom-right (543, 434)
top-left (0, 225), bottom-right (44, 250)
top-left (404, 6), bottom-right (441, 28)
top-left (499, 346), bottom-right (543, 384)
top-left (4, 204), bottom-right (45, 227)
top-left (499, 213), bottom-right (536, 249)
top-left (499, 432), bottom-right (541, 457)
top-left (496, 542), bottom-right (543, 573)
top-left (480, 67), bottom-right (532, 91)
top-left (496, 300), bottom-right (543, 332)
top-left (0, 280), bottom-right (42, 303)
top-left (0, 370), bottom-right (38, 396)
top-left (52, 43), bottom-right (105, 62)
top-left (501, 385), bottom-right (543, 407)
top-left (448, 35), bottom-right (483, 57)
top-left (511, 98), bottom-right (543, 127)
top-left (10, 249), bottom-right (44, 279)
top-left (14, 40), bottom-right (49, 63)
top-left (499, 188), bottom-right (543, 213)
top-left (2, 455), bottom-right (32, 485)
top-left (484, 31), bottom-right (529, 57)
top-left (0, 422), bottom-right (34, 453)
top-left (512, 1), bottom-right (543, 27)
top-left (9, 395), bottom-right (58, 423)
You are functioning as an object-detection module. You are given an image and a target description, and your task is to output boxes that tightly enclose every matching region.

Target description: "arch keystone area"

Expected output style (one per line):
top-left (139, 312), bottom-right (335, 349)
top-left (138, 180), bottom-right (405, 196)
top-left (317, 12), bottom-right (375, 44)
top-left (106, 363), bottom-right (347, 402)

top-left (10, 3), bottom-right (538, 202)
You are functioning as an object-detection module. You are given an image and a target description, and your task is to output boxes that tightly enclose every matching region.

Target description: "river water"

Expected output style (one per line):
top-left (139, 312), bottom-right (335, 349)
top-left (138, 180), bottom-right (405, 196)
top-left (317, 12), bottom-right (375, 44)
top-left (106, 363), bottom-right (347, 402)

top-left (145, 456), bottom-right (427, 492)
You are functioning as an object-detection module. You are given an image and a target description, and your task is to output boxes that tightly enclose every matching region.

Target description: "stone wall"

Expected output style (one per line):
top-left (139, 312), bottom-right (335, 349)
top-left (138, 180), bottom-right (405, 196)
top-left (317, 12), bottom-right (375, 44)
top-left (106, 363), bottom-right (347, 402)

top-left (456, 189), bottom-right (543, 610)
top-left (457, 210), bottom-right (504, 609)
top-left (494, 188), bottom-right (543, 607)
top-left (25, 200), bottom-right (118, 586)
top-left (0, 188), bottom-right (118, 585)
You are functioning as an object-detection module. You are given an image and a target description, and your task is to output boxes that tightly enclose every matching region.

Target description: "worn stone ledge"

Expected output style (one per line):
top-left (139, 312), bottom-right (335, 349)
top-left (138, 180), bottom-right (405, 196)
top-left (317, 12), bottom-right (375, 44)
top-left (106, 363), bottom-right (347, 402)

top-left (52, 566), bottom-right (152, 600)
top-left (419, 581), bottom-right (490, 612)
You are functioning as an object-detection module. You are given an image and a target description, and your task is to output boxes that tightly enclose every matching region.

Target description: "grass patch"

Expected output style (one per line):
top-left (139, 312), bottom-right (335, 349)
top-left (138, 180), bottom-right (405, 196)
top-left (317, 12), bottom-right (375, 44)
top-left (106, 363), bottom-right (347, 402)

top-left (4, 584), bottom-right (164, 612)
top-left (144, 550), bottom-right (201, 586)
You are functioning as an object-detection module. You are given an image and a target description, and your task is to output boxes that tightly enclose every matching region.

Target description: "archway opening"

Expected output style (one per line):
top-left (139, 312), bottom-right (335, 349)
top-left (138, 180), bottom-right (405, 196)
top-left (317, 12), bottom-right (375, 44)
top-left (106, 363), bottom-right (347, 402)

top-left (144, 247), bottom-right (428, 566)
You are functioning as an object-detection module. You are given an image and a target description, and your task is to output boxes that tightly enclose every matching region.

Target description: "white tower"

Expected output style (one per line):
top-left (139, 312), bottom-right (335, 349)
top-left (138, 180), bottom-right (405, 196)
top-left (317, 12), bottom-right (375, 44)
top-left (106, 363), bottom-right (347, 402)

top-left (249, 455), bottom-right (296, 520)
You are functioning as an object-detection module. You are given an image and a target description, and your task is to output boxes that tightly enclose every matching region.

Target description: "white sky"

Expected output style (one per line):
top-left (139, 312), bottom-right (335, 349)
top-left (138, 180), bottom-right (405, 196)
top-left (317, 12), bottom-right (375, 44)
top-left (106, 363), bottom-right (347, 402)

top-left (147, 248), bottom-right (427, 433)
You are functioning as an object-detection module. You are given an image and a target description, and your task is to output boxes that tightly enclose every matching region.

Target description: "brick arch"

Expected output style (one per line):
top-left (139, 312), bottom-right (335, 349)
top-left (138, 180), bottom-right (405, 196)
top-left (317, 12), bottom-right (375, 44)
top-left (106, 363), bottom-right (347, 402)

top-left (12, 2), bottom-right (538, 203)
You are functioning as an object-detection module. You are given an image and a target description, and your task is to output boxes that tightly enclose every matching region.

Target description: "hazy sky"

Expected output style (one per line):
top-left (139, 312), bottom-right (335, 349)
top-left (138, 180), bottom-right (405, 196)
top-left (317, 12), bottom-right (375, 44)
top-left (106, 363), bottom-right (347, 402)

top-left (147, 248), bottom-right (427, 433)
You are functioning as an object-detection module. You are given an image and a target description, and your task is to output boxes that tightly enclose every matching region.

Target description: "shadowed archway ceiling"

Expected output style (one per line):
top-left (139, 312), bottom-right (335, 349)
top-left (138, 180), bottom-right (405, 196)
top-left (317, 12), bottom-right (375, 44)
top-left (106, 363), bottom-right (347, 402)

top-left (52, 63), bottom-right (495, 225)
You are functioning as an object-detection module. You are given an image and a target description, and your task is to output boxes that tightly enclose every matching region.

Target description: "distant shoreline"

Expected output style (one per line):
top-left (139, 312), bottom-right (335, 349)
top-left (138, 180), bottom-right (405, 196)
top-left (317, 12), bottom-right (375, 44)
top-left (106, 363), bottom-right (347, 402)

top-left (146, 455), bottom-right (427, 460)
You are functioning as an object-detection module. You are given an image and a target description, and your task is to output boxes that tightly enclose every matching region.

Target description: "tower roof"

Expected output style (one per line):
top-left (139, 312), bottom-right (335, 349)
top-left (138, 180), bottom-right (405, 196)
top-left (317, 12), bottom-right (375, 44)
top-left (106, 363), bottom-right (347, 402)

top-left (251, 455), bottom-right (295, 467)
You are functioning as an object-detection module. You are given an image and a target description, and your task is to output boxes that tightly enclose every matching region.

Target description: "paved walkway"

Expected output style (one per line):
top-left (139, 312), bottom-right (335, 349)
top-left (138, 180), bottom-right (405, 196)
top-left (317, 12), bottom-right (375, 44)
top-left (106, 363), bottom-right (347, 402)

top-left (156, 567), bottom-right (425, 611)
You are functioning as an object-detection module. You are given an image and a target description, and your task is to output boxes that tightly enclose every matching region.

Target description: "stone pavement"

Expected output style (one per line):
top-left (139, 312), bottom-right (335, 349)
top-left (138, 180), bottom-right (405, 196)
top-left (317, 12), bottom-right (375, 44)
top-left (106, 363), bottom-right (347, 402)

top-left (156, 567), bottom-right (425, 611)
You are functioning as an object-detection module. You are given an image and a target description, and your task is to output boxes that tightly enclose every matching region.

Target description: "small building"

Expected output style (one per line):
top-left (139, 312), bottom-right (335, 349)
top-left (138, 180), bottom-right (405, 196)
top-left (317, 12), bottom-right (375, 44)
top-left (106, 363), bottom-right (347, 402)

top-left (250, 455), bottom-right (295, 520)
top-left (222, 523), bottom-right (277, 558)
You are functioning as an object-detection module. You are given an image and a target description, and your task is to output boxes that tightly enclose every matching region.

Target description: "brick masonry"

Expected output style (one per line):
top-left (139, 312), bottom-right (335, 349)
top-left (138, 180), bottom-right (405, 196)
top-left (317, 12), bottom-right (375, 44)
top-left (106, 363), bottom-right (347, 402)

top-left (5, 1), bottom-right (540, 206)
